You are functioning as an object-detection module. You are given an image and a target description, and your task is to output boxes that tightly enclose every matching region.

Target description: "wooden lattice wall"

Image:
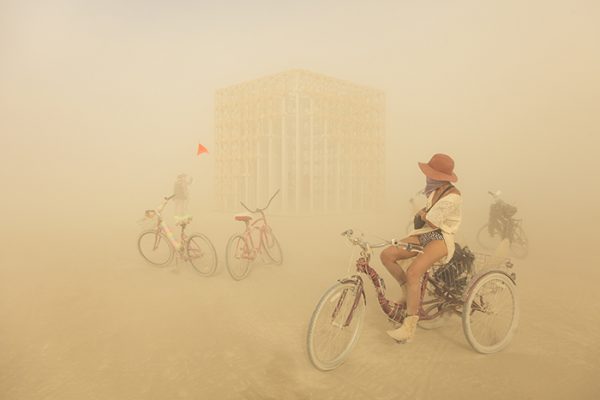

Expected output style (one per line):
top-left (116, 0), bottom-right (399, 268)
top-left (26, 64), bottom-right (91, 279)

top-left (214, 69), bottom-right (385, 214)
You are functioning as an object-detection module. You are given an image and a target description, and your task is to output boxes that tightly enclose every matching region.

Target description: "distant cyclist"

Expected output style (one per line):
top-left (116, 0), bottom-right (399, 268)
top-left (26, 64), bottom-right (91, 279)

top-left (487, 191), bottom-right (517, 237)
top-left (173, 173), bottom-right (193, 218)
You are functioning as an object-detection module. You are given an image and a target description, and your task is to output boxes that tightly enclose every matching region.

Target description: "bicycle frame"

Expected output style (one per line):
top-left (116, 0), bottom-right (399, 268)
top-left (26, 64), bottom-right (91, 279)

top-left (486, 190), bottom-right (522, 243)
top-left (237, 211), bottom-right (272, 260)
top-left (488, 215), bottom-right (522, 243)
top-left (235, 190), bottom-right (279, 260)
top-left (158, 220), bottom-right (187, 252)
top-left (337, 253), bottom-right (433, 326)
top-left (335, 231), bottom-right (467, 328)
top-left (145, 196), bottom-right (189, 253)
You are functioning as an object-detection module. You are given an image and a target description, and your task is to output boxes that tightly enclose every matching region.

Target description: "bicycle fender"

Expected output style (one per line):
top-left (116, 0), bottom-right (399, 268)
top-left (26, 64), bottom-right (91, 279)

top-left (338, 275), bottom-right (367, 306)
top-left (462, 269), bottom-right (517, 303)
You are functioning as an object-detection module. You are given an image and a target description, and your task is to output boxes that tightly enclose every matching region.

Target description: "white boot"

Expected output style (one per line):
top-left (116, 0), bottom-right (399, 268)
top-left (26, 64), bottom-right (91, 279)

top-left (387, 315), bottom-right (420, 343)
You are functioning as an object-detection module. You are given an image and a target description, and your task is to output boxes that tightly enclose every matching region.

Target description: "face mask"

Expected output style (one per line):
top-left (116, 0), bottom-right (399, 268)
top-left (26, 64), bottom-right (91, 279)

top-left (424, 177), bottom-right (447, 196)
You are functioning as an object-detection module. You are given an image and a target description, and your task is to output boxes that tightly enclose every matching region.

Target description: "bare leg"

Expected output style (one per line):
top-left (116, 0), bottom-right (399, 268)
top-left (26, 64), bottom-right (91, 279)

top-left (380, 236), bottom-right (420, 285)
top-left (405, 239), bottom-right (447, 315)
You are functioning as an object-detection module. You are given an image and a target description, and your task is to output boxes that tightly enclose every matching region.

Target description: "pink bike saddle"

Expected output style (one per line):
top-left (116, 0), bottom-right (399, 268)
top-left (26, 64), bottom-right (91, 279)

top-left (235, 215), bottom-right (252, 222)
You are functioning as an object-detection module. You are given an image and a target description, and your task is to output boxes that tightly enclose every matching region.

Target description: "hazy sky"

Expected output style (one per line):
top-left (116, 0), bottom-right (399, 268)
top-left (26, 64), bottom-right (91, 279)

top-left (1, 0), bottom-right (598, 247)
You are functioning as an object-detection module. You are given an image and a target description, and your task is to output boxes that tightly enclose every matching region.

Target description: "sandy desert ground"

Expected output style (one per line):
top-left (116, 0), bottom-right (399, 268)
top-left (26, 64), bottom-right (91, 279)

top-left (1, 211), bottom-right (599, 400)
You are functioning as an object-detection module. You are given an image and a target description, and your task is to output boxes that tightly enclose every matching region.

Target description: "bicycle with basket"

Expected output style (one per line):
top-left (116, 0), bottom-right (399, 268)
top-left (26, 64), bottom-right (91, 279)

top-left (306, 229), bottom-right (519, 371)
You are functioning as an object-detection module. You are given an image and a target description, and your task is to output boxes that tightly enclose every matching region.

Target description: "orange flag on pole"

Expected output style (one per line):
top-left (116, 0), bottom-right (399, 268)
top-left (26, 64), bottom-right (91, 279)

top-left (197, 143), bottom-right (209, 156)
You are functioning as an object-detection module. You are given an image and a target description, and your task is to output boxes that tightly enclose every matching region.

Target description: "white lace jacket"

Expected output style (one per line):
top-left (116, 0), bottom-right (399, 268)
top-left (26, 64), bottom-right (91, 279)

top-left (408, 192), bottom-right (463, 263)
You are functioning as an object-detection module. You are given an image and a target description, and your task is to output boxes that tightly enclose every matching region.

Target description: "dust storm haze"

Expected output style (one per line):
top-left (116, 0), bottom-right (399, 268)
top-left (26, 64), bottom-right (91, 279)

top-left (1, 1), bottom-right (599, 399)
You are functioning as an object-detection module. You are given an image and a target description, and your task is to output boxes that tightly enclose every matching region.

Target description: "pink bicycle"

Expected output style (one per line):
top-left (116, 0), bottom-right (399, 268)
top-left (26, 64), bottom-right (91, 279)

top-left (306, 229), bottom-right (519, 371)
top-left (138, 195), bottom-right (218, 276)
top-left (225, 190), bottom-right (283, 280)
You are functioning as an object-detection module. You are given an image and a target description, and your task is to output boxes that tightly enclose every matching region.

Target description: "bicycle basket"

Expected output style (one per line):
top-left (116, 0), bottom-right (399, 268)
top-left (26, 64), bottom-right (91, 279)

top-left (431, 244), bottom-right (475, 294)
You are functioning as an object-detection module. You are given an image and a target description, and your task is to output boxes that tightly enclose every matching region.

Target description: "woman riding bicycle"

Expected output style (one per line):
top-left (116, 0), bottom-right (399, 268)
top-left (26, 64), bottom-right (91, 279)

top-left (380, 153), bottom-right (462, 343)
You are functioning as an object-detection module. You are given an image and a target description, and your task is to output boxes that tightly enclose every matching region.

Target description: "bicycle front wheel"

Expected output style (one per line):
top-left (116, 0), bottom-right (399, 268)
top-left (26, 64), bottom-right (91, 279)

top-left (187, 233), bottom-right (218, 276)
top-left (510, 225), bottom-right (528, 259)
top-left (307, 281), bottom-right (365, 371)
top-left (462, 272), bottom-right (519, 354)
top-left (137, 229), bottom-right (174, 266)
top-left (263, 231), bottom-right (283, 265)
top-left (226, 234), bottom-right (252, 280)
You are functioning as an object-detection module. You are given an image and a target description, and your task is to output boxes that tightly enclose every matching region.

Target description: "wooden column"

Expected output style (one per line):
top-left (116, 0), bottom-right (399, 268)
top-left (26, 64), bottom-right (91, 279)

top-left (295, 75), bottom-right (301, 213)
top-left (280, 97), bottom-right (287, 213)
top-left (309, 98), bottom-right (314, 213)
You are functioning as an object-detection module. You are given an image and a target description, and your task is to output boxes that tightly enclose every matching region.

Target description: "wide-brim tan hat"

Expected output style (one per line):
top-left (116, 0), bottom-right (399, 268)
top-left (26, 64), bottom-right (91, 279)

top-left (418, 153), bottom-right (458, 182)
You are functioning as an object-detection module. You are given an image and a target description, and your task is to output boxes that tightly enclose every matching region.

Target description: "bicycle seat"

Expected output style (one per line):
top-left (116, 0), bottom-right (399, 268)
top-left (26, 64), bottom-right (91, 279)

top-left (235, 214), bottom-right (252, 222)
top-left (175, 215), bottom-right (193, 226)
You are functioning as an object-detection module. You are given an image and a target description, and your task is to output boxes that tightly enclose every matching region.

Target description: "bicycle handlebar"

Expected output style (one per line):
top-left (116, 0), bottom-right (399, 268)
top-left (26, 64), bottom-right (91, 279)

top-left (240, 201), bottom-right (253, 213)
top-left (341, 229), bottom-right (424, 253)
top-left (239, 189), bottom-right (280, 214)
top-left (143, 194), bottom-right (176, 219)
top-left (155, 194), bottom-right (175, 214)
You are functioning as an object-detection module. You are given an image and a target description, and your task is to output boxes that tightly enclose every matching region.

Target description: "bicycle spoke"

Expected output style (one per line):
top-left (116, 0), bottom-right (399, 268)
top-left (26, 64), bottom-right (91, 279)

top-left (468, 278), bottom-right (515, 347)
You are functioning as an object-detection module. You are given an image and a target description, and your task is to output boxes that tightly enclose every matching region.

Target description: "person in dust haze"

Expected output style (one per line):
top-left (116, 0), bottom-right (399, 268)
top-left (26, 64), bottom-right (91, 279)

top-left (173, 173), bottom-right (193, 218)
top-left (380, 153), bottom-right (462, 343)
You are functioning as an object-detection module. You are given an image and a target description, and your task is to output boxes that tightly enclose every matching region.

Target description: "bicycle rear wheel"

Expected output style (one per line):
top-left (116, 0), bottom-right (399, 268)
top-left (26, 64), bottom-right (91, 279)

top-left (187, 233), bottom-right (218, 276)
top-left (263, 231), bottom-right (283, 265)
top-left (137, 229), bottom-right (174, 266)
top-left (226, 234), bottom-right (252, 280)
top-left (307, 281), bottom-right (365, 371)
top-left (462, 272), bottom-right (519, 353)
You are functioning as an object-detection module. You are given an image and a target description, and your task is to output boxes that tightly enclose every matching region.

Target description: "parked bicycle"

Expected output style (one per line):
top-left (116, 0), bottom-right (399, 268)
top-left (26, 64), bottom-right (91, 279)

top-left (138, 195), bottom-right (218, 276)
top-left (225, 190), bottom-right (283, 280)
top-left (477, 191), bottom-right (528, 259)
top-left (306, 229), bottom-right (519, 371)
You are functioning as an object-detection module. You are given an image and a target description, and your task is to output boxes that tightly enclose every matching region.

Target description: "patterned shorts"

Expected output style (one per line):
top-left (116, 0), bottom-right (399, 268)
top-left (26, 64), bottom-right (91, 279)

top-left (419, 230), bottom-right (444, 247)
